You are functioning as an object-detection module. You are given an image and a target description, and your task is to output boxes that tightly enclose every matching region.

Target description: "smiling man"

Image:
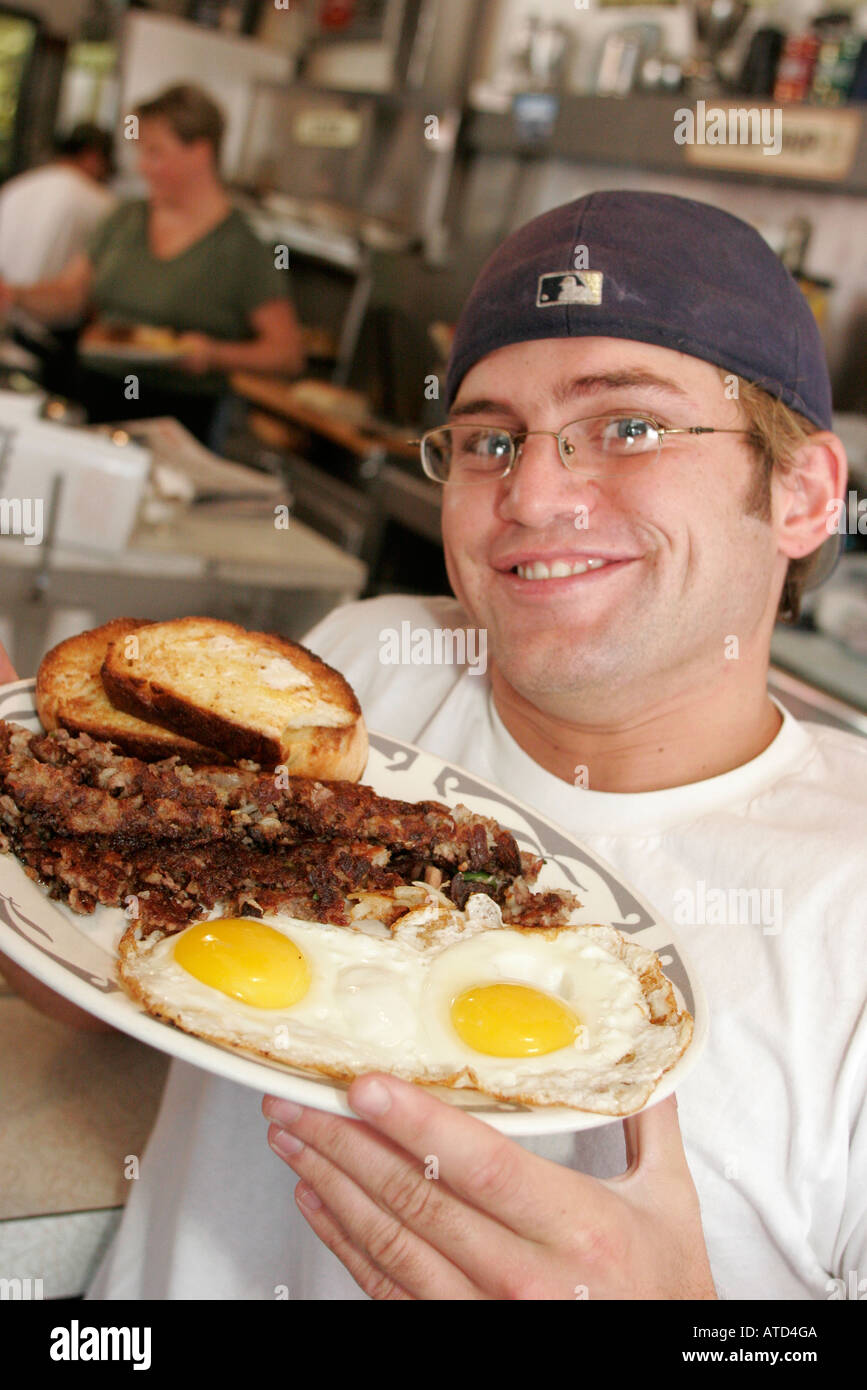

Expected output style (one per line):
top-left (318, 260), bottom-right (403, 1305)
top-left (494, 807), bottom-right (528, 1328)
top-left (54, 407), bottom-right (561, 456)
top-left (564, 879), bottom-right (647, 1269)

top-left (247, 191), bottom-right (865, 1302)
top-left (10, 190), bottom-right (862, 1302)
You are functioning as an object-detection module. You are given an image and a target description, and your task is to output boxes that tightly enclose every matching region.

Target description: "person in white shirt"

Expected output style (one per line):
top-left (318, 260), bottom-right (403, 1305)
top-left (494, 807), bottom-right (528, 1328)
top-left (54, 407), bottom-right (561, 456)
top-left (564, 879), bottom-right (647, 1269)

top-left (0, 124), bottom-right (114, 287)
top-left (2, 190), bottom-right (864, 1301)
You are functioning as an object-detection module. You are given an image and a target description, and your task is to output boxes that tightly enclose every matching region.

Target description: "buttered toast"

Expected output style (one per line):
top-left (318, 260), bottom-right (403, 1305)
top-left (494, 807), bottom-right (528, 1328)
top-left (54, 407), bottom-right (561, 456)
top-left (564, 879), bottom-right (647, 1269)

top-left (36, 619), bottom-right (227, 764)
top-left (100, 617), bottom-right (368, 778)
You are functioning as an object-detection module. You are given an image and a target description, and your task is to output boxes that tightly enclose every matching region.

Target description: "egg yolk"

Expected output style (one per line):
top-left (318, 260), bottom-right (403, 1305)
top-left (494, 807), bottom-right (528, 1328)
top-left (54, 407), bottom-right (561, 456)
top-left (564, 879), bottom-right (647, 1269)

top-left (450, 982), bottom-right (580, 1057)
top-left (173, 918), bottom-right (311, 1009)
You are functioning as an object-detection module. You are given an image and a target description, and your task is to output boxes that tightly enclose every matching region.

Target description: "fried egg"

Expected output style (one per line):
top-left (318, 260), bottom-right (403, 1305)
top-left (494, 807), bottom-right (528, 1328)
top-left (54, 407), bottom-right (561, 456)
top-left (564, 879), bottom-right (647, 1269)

top-left (117, 894), bottom-right (693, 1114)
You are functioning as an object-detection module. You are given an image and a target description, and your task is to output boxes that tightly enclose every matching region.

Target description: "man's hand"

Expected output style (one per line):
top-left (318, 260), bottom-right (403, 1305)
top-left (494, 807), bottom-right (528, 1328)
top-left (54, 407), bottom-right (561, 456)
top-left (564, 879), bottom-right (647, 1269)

top-left (263, 1074), bottom-right (717, 1300)
top-left (0, 639), bottom-right (17, 684)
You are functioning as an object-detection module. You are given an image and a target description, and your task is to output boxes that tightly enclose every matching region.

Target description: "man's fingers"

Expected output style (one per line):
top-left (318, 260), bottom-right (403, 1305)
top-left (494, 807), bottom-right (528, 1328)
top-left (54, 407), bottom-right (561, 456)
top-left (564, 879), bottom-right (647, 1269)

top-left (342, 1073), bottom-right (601, 1245)
top-left (618, 1093), bottom-right (689, 1183)
top-left (291, 1180), bottom-right (412, 1301)
top-left (266, 1122), bottom-right (480, 1299)
top-left (264, 1104), bottom-right (527, 1295)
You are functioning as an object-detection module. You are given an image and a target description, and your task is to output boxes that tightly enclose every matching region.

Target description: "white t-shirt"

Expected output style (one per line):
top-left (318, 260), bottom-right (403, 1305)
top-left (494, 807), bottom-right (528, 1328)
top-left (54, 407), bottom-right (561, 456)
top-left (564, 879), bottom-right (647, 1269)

top-left (87, 594), bottom-right (867, 1301)
top-left (0, 164), bottom-right (114, 285)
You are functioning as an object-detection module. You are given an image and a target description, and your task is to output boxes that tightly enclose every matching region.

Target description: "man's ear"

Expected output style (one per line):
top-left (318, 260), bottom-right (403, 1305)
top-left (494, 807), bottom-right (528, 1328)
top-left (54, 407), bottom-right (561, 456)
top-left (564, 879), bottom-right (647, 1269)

top-left (772, 430), bottom-right (848, 563)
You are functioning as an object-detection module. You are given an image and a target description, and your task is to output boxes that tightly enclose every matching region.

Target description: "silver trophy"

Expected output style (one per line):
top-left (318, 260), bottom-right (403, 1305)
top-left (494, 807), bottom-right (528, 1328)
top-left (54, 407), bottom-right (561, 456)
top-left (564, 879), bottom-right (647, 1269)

top-left (691, 0), bottom-right (749, 87)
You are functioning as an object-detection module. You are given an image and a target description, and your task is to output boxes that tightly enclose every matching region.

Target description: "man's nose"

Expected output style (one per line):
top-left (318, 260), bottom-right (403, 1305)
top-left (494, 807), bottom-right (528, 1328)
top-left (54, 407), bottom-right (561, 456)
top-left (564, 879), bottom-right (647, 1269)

top-left (496, 432), bottom-right (598, 527)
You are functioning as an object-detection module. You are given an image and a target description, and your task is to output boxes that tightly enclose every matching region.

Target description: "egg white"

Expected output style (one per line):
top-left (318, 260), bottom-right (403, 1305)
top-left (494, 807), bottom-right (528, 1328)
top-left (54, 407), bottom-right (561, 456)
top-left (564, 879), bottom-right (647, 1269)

top-left (120, 914), bottom-right (440, 1075)
top-left (117, 895), bottom-right (693, 1113)
top-left (421, 929), bottom-right (650, 1081)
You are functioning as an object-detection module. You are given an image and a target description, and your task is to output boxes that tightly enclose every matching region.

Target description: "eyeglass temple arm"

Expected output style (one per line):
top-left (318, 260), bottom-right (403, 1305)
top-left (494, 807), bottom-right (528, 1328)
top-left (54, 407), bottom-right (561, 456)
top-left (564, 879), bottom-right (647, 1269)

top-left (663, 426), bottom-right (752, 437)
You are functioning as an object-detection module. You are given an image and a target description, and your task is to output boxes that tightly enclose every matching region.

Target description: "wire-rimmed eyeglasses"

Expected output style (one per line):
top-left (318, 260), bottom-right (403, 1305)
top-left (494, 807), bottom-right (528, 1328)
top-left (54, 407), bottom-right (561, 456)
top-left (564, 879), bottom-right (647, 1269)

top-left (414, 414), bottom-right (754, 484)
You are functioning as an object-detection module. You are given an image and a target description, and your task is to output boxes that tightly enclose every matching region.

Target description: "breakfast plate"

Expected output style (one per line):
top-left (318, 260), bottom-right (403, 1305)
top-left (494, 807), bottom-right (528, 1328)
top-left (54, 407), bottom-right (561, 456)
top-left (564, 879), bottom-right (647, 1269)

top-left (78, 342), bottom-right (186, 364)
top-left (0, 679), bottom-right (707, 1134)
top-left (79, 325), bottom-right (186, 364)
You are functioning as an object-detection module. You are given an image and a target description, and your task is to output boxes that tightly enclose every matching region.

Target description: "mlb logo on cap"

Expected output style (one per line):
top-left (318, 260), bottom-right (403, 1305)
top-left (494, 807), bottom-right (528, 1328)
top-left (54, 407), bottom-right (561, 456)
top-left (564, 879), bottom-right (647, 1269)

top-left (536, 271), bottom-right (603, 306)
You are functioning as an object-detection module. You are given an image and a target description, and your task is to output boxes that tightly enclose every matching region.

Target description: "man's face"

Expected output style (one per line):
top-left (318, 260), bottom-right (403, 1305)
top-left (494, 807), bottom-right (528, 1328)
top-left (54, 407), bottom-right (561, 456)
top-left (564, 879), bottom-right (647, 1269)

top-left (442, 336), bottom-right (784, 716)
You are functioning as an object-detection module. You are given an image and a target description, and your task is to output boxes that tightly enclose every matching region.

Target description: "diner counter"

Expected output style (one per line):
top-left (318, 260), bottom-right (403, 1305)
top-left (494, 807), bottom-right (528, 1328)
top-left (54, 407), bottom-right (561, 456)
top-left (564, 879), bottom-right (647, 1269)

top-left (0, 967), bottom-right (170, 1299)
top-left (0, 504), bottom-right (367, 590)
top-left (0, 500), bottom-right (367, 677)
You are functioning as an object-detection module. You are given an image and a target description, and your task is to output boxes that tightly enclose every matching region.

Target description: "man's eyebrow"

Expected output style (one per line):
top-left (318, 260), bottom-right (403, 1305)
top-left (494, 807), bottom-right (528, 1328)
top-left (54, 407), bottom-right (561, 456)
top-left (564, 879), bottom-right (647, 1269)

top-left (449, 370), bottom-right (693, 419)
top-left (550, 370), bottom-right (693, 406)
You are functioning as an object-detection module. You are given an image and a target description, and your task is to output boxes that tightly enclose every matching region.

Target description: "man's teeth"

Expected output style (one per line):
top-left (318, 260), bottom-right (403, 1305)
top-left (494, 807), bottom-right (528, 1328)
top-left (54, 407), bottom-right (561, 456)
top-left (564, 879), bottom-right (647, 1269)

top-left (514, 558), bottom-right (611, 580)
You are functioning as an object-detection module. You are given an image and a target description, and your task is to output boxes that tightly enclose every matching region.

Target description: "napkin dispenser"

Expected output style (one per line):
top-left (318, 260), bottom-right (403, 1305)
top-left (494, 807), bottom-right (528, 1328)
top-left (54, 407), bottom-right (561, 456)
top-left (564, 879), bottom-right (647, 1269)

top-left (0, 418), bottom-right (150, 554)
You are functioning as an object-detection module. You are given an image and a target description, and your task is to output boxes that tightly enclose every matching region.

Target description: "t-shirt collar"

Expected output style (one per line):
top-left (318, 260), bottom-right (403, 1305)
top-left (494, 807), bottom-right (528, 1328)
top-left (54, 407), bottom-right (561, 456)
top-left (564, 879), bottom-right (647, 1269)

top-left (486, 690), bottom-right (813, 837)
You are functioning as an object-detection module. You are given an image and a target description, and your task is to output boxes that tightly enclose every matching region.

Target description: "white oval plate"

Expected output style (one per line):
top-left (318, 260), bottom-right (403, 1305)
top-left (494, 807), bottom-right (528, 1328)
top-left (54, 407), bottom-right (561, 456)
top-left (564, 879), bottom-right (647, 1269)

top-left (0, 680), bottom-right (707, 1135)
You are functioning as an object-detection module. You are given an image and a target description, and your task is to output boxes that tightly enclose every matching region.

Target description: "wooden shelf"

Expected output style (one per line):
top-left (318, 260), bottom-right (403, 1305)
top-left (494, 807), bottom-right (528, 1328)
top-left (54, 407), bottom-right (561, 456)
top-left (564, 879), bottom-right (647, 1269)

top-left (463, 94), bottom-right (867, 196)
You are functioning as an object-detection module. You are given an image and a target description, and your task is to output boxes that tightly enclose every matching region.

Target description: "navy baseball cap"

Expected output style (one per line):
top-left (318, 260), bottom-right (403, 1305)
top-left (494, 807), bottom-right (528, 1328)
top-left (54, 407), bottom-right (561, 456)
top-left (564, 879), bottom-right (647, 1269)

top-left (445, 190), bottom-right (839, 587)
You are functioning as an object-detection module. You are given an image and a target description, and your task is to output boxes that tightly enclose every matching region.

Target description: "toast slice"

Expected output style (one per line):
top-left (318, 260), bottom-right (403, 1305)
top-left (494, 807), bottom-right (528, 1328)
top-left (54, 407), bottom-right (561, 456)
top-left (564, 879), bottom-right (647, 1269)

top-left (100, 617), bottom-right (368, 780)
top-left (36, 619), bottom-right (228, 764)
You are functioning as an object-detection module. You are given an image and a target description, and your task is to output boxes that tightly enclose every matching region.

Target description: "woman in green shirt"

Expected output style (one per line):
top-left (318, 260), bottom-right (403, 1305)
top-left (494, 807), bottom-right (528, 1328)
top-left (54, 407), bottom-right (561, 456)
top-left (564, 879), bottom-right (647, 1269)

top-left (0, 84), bottom-right (304, 442)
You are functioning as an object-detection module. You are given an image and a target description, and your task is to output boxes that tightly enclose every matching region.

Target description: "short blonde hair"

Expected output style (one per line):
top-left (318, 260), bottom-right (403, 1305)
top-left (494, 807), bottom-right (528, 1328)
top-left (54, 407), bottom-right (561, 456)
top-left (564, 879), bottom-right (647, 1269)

top-left (720, 371), bottom-right (824, 623)
top-left (135, 84), bottom-right (225, 163)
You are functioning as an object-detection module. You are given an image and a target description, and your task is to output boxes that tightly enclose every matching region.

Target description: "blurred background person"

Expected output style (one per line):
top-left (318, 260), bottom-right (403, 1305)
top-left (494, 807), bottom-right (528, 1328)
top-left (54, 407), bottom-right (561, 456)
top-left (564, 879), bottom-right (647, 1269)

top-left (0, 84), bottom-right (304, 444)
top-left (0, 123), bottom-right (115, 287)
